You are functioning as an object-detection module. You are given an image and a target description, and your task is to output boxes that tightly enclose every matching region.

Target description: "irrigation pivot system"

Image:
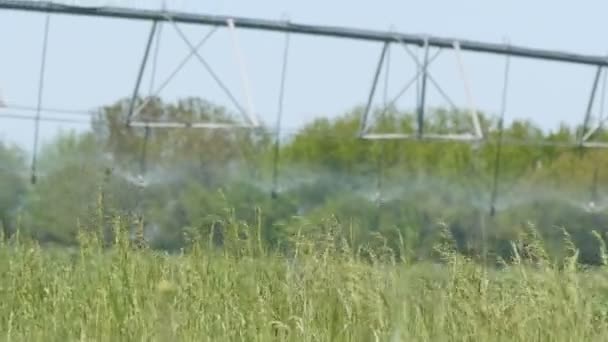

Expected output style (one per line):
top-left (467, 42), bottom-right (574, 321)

top-left (2, 0), bottom-right (608, 215)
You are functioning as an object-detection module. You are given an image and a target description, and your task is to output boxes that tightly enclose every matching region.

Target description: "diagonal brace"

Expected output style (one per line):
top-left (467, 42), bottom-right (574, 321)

top-left (227, 18), bottom-right (259, 127)
top-left (362, 49), bottom-right (443, 137)
top-left (453, 41), bottom-right (484, 139)
top-left (397, 39), bottom-right (459, 112)
top-left (359, 41), bottom-right (389, 136)
top-left (581, 66), bottom-right (604, 143)
top-left (126, 20), bottom-right (158, 127)
top-left (165, 14), bottom-right (252, 126)
top-left (130, 27), bottom-right (218, 122)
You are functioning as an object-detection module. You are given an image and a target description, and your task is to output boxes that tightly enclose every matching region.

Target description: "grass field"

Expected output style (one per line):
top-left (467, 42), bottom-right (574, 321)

top-left (2, 218), bottom-right (608, 341)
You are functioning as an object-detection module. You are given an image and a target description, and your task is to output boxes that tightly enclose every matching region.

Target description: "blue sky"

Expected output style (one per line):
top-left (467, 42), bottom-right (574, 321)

top-left (1, 0), bottom-right (607, 150)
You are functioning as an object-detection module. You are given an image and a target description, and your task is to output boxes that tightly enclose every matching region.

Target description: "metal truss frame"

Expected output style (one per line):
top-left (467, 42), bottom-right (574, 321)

top-left (358, 37), bottom-right (485, 142)
top-left (1, 0), bottom-right (608, 148)
top-left (5, 0), bottom-right (608, 225)
top-left (125, 14), bottom-right (261, 130)
top-left (1, 1), bottom-right (607, 66)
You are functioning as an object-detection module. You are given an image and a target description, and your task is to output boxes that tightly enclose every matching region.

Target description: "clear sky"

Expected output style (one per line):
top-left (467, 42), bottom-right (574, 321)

top-left (1, 0), bottom-right (607, 151)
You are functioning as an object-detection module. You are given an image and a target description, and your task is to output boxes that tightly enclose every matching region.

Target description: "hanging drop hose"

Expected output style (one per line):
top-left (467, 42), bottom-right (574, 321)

top-left (30, 14), bottom-right (51, 185)
top-left (271, 27), bottom-right (291, 199)
top-left (375, 43), bottom-right (391, 206)
top-left (375, 142), bottom-right (386, 207)
top-left (128, 20), bottom-right (162, 238)
top-left (140, 126), bottom-right (151, 176)
top-left (591, 166), bottom-right (599, 205)
top-left (490, 119), bottom-right (505, 217)
top-left (490, 43), bottom-right (511, 217)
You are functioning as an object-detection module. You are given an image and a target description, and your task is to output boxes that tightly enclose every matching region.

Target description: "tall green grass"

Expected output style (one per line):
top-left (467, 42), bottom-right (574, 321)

top-left (1, 214), bottom-right (608, 341)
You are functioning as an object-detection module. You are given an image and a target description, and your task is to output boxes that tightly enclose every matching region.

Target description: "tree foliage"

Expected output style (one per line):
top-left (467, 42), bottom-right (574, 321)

top-left (3, 96), bottom-right (608, 264)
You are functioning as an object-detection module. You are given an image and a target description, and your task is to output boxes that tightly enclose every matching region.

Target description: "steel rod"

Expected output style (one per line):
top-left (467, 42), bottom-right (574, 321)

top-left (359, 42), bottom-right (389, 136)
top-left (227, 18), bottom-right (259, 127)
top-left (128, 121), bottom-right (255, 129)
top-left (599, 65), bottom-right (608, 128)
top-left (580, 66), bottom-right (603, 145)
top-left (454, 41), bottom-right (483, 139)
top-left (362, 132), bottom-right (479, 141)
top-left (417, 39), bottom-right (430, 139)
top-left (582, 67), bottom-right (608, 142)
top-left (1, 1), bottom-right (607, 67)
top-left (148, 20), bottom-right (163, 95)
top-left (126, 20), bottom-right (158, 126)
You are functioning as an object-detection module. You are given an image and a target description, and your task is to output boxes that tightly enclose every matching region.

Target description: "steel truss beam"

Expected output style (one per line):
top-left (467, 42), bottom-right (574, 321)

top-left (4, 1), bottom-right (608, 148)
top-left (1, 1), bottom-right (608, 67)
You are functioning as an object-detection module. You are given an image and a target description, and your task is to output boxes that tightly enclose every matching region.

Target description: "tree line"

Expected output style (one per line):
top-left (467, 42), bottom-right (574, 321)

top-left (2, 96), bottom-right (608, 264)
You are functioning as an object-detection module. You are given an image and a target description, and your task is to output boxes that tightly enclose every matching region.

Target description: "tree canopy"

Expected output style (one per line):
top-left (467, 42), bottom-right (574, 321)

top-left (2, 96), bottom-right (608, 264)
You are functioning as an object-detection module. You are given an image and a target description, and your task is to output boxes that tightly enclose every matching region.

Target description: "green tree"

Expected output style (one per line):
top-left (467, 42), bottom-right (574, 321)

top-left (0, 142), bottom-right (27, 238)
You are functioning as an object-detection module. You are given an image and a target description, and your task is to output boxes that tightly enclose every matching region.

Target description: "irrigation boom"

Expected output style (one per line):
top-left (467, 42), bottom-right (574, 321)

top-left (1, 0), bottom-right (607, 67)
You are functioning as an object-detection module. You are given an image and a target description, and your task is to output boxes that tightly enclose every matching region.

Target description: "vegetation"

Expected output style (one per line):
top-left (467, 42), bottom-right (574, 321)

top-left (4, 97), bottom-right (608, 339)
top-left (2, 214), bottom-right (608, 341)
top-left (2, 96), bottom-right (608, 264)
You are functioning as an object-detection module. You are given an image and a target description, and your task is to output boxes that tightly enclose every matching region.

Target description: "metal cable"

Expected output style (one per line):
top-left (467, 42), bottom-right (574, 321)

top-left (4, 103), bottom-right (94, 116)
top-left (6, 109), bottom-right (606, 149)
top-left (0, 112), bottom-right (90, 124)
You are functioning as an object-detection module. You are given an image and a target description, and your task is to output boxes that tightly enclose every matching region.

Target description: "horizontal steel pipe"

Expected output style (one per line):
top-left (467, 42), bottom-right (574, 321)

top-left (1, 1), bottom-right (607, 66)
